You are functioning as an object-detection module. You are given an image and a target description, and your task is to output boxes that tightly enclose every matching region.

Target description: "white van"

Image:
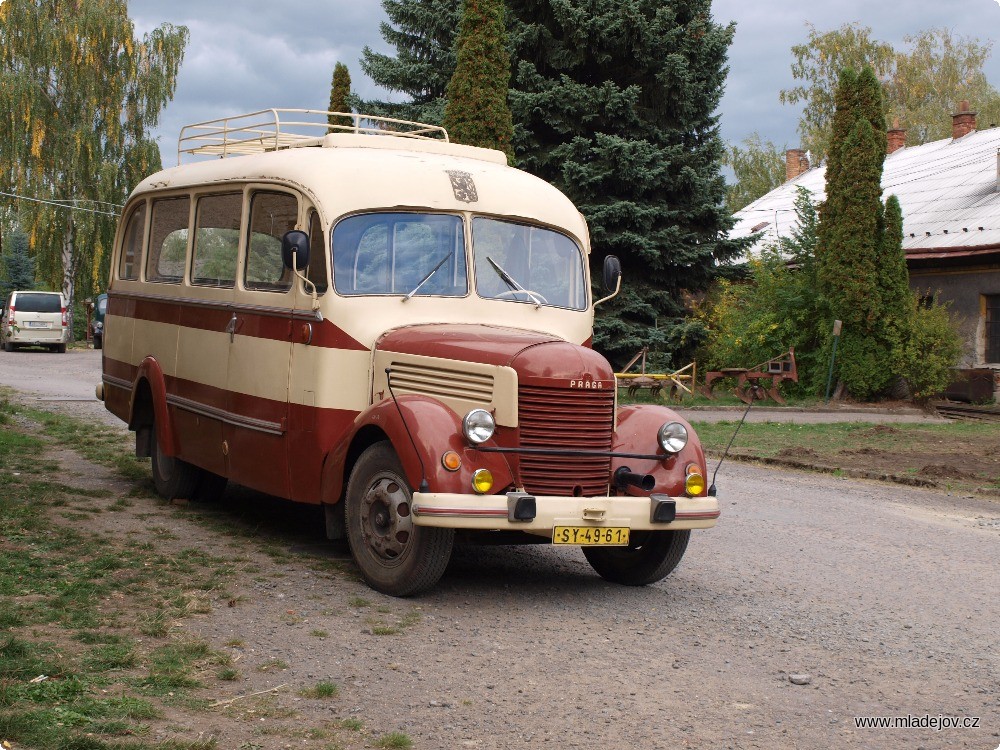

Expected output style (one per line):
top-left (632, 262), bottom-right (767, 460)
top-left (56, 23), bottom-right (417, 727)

top-left (98, 109), bottom-right (720, 595)
top-left (1, 290), bottom-right (69, 352)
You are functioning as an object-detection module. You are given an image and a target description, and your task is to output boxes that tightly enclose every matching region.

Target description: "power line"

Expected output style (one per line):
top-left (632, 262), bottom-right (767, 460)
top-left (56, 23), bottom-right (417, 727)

top-left (0, 191), bottom-right (121, 217)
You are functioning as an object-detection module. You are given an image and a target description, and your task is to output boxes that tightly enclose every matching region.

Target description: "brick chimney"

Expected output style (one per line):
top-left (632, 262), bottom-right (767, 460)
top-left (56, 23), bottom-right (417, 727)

top-left (952, 100), bottom-right (977, 139)
top-left (785, 148), bottom-right (810, 181)
top-left (887, 119), bottom-right (906, 154)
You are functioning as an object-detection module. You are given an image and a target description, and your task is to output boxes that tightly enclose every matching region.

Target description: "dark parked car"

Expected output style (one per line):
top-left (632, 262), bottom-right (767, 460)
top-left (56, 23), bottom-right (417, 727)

top-left (91, 293), bottom-right (108, 350)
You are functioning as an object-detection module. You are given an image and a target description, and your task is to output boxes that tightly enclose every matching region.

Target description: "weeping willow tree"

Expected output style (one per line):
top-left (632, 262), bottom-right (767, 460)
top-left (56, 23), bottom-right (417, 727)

top-left (0, 0), bottom-right (187, 332)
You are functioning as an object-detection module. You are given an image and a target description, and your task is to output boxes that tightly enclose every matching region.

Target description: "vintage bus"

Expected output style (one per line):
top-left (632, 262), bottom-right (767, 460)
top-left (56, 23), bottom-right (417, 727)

top-left (97, 109), bottom-right (720, 595)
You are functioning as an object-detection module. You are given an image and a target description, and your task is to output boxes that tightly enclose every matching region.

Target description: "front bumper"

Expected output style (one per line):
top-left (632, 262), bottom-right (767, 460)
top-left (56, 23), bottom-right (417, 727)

top-left (411, 492), bottom-right (720, 534)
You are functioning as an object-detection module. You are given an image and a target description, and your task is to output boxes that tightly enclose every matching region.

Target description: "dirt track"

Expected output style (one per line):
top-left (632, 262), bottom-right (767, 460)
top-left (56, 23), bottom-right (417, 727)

top-left (2, 348), bottom-right (999, 749)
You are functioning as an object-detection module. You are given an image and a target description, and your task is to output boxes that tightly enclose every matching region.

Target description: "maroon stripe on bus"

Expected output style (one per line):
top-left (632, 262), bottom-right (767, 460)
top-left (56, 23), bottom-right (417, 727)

top-left (106, 291), bottom-right (367, 350)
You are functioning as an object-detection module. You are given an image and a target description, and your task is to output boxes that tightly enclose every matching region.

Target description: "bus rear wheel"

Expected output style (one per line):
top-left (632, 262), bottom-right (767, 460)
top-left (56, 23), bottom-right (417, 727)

top-left (346, 442), bottom-right (453, 597)
top-left (583, 530), bottom-right (690, 586)
top-left (149, 426), bottom-right (202, 501)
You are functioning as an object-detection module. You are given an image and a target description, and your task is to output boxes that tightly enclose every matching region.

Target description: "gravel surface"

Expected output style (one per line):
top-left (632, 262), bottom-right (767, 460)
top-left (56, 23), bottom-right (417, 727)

top-left (3, 347), bottom-right (998, 749)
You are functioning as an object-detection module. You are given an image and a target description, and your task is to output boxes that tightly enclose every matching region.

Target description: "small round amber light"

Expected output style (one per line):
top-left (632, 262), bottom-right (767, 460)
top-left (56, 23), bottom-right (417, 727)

top-left (441, 450), bottom-right (462, 472)
top-left (472, 469), bottom-right (494, 495)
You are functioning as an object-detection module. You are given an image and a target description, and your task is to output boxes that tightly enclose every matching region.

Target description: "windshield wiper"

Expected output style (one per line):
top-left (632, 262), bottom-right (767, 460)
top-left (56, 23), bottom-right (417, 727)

top-left (404, 254), bottom-right (451, 301)
top-left (486, 256), bottom-right (543, 307)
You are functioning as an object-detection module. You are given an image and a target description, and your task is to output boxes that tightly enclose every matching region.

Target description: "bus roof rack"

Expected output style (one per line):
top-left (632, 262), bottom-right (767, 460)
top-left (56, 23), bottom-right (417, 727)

top-left (177, 108), bottom-right (449, 164)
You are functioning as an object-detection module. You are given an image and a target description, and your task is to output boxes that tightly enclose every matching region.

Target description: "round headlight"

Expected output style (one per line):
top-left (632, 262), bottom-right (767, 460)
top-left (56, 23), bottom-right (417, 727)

top-left (462, 408), bottom-right (496, 444)
top-left (657, 421), bottom-right (688, 453)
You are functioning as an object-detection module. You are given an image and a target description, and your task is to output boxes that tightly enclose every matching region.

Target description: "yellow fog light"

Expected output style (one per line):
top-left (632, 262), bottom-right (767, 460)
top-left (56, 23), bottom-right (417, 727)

top-left (442, 450), bottom-right (462, 472)
top-left (685, 463), bottom-right (706, 496)
top-left (471, 469), bottom-right (494, 495)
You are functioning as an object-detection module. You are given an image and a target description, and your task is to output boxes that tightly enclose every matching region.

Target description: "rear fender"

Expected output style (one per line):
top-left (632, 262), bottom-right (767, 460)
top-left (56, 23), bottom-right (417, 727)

top-left (320, 395), bottom-right (514, 504)
top-left (129, 356), bottom-right (177, 456)
top-left (612, 404), bottom-right (707, 496)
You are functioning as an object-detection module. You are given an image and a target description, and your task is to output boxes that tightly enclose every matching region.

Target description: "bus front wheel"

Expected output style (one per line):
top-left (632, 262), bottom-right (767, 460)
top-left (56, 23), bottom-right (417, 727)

top-left (345, 442), bottom-right (453, 597)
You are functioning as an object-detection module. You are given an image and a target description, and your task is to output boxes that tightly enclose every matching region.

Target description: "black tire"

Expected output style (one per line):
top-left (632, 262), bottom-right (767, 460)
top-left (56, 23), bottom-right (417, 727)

top-left (53, 344), bottom-right (67, 353)
top-left (583, 530), bottom-right (691, 586)
top-left (150, 425), bottom-right (202, 501)
top-left (346, 442), bottom-right (453, 596)
top-left (93, 335), bottom-right (103, 350)
top-left (4, 341), bottom-right (14, 352)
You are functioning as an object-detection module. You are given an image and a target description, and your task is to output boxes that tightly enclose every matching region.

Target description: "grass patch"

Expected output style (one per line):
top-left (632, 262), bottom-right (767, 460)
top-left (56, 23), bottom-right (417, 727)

top-left (692, 419), bottom-right (1000, 493)
top-left (0, 399), bottom-right (241, 748)
top-left (375, 731), bottom-right (413, 749)
top-left (298, 681), bottom-right (338, 699)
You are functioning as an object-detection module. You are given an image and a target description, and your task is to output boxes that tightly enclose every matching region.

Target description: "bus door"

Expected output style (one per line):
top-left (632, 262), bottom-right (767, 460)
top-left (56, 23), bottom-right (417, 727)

top-left (224, 189), bottom-right (298, 499)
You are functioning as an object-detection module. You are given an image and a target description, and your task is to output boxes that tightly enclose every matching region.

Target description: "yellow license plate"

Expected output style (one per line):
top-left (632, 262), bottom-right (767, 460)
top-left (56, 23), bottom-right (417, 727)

top-left (552, 526), bottom-right (630, 546)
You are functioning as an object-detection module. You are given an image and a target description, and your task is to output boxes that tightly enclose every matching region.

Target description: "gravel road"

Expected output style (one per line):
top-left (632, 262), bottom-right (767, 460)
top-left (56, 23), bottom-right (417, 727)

top-left (3, 348), bottom-right (998, 749)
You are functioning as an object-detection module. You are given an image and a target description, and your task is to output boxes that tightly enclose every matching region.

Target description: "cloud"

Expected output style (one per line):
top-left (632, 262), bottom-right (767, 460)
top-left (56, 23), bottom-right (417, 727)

top-left (130, 0), bottom-right (1000, 165)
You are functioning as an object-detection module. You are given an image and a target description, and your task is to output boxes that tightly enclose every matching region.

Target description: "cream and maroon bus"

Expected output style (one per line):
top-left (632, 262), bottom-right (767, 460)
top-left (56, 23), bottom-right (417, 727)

top-left (98, 109), bottom-right (720, 595)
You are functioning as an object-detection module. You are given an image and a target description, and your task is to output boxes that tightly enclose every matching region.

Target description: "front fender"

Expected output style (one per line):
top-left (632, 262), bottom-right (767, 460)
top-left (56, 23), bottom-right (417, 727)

top-left (612, 404), bottom-right (707, 496)
top-left (321, 395), bottom-right (515, 504)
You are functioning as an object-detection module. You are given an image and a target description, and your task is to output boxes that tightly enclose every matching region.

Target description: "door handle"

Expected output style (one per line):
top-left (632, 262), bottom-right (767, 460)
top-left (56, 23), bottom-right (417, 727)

top-left (225, 313), bottom-right (237, 343)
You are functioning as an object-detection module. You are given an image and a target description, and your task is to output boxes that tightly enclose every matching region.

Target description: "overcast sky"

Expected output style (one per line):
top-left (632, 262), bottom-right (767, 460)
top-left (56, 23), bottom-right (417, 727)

top-left (130, 0), bottom-right (1000, 168)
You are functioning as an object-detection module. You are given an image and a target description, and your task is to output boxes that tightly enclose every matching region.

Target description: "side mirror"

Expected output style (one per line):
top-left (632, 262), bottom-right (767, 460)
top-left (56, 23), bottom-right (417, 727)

top-left (603, 255), bottom-right (622, 291)
top-left (281, 230), bottom-right (310, 271)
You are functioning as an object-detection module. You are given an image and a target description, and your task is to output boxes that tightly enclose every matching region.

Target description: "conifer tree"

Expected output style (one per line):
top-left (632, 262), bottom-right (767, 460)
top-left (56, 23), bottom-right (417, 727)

top-left (327, 62), bottom-right (354, 129)
top-left (507, 0), bottom-right (745, 366)
top-left (358, 0), bottom-right (461, 124)
top-left (1, 229), bottom-right (35, 299)
top-left (442, 0), bottom-right (514, 162)
top-left (816, 66), bottom-right (909, 399)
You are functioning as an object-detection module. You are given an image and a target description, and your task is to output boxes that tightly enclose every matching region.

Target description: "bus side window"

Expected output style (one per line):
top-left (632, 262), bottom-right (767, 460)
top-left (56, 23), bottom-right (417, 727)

top-left (245, 191), bottom-right (297, 292)
top-left (119, 203), bottom-right (146, 280)
top-left (306, 210), bottom-right (328, 294)
top-left (191, 193), bottom-right (241, 288)
top-left (147, 197), bottom-right (190, 283)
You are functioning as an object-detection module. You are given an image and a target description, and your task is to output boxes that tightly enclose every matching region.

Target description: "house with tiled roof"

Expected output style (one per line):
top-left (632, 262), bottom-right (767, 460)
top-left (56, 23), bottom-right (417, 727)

top-left (730, 102), bottom-right (1000, 401)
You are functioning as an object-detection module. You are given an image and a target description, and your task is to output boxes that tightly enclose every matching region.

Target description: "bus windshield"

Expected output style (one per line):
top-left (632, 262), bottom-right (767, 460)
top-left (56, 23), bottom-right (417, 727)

top-left (333, 213), bottom-right (467, 297)
top-left (472, 218), bottom-right (587, 310)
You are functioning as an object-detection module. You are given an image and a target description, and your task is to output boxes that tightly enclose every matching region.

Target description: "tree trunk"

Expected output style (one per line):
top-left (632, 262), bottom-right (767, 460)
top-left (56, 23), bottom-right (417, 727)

top-left (61, 219), bottom-right (76, 339)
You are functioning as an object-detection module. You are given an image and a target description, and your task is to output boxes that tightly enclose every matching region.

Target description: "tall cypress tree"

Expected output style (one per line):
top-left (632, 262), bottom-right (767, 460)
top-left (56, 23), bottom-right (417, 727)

top-left (358, 0), bottom-right (461, 124)
top-left (507, 0), bottom-right (745, 366)
top-left (816, 66), bottom-right (908, 398)
top-left (327, 62), bottom-right (353, 129)
top-left (442, 0), bottom-right (514, 162)
top-left (1, 229), bottom-right (35, 298)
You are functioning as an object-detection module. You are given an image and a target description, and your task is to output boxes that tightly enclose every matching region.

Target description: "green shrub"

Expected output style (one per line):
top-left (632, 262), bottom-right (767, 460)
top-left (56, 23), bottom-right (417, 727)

top-left (897, 296), bottom-right (963, 402)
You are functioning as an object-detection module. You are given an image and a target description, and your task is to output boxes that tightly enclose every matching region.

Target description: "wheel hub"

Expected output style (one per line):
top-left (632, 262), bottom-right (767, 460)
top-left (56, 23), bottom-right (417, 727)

top-left (361, 477), bottom-right (413, 561)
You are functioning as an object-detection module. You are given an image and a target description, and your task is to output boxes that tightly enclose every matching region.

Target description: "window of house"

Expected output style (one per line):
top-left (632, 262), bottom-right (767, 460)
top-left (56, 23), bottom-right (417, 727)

top-left (245, 192), bottom-right (298, 292)
top-left (986, 294), bottom-right (1000, 363)
top-left (191, 193), bottom-right (242, 287)
top-left (147, 197), bottom-right (190, 283)
top-left (118, 203), bottom-right (146, 280)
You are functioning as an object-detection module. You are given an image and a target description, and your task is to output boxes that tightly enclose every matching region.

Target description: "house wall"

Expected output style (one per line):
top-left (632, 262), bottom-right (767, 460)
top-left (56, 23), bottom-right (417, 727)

top-left (909, 265), bottom-right (1000, 400)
